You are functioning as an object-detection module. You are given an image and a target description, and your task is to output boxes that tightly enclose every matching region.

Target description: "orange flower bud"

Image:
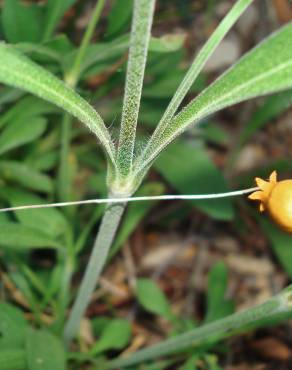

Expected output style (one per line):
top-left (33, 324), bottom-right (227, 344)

top-left (248, 171), bottom-right (292, 232)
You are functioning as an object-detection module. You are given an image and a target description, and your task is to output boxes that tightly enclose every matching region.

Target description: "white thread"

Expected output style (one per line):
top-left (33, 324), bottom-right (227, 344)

top-left (0, 187), bottom-right (259, 213)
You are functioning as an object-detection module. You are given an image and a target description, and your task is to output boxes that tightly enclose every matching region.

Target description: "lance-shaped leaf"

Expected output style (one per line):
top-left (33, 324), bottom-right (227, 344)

top-left (0, 43), bottom-right (116, 165)
top-left (139, 22), bottom-right (292, 172)
top-left (135, 0), bottom-right (254, 173)
top-left (117, 0), bottom-right (156, 178)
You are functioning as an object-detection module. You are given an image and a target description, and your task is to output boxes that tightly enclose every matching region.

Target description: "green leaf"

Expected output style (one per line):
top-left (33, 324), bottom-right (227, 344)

top-left (0, 222), bottom-right (62, 249)
top-left (73, 33), bottom-right (184, 79)
top-left (149, 34), bottom-right (186, 53)
top-left (0, 87), bottom-right (24, 106)
top-left (179, 355), bottom-right (199, 370)
top-left (106, 0), bottom-right (133, 39)
top-left (43, 0), bottom-right (77, 41)
top-left (108, 286), bottom-right (292, 369)
top-left (154, 141), bottom-right (234, 220)
top-left (25, 328), bottom-right (66, 370)
top-left (136, 0), bottom-right (253, 172)
top-left (143, 73), bottom-right (205, 99)
top-left (0, 96), bottom-right (57, 130)
top-left (2, 0), bottom-right (44, 43)
top-left (117, 0), bottom-right (156, 177)
top-left (0, 161), bottom-right (53, 193)
top-left (205, 262), bottom-right (234, 323)
top-left (239, 89), bottom-right (292, 146)
top-left (0, 350), bottom-right (26, 370)
top-left (0, 43), bottom-right (116, 164)
top-left (90, 319), bottom-right (131, 355)
top-left (0, 116), bottom-right (47, 155)
top-left (136, 278), bottom-right (173, 320)
top-left (65, 34), bottom-right (129, 76)
top-left (168, 22), bottom-right (292, 148)
top-left (0, 303), bottom-right (27, 350)
top-left (0, 188), bottom-right (68, 238)
top-left (260, 218), bottom-right (292, 279)
top-left (140, 22), bottom-right (292, 171)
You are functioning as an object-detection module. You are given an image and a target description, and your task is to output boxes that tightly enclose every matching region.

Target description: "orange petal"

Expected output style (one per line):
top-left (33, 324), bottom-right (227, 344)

top-left (255, 177), bottom-right (270, 191)
top-left (248, 191), bottom-right (264, 200)
top-left (259, 203), bottom-right (265, 212)
top-left (269, 170), bottom-right (277, 183)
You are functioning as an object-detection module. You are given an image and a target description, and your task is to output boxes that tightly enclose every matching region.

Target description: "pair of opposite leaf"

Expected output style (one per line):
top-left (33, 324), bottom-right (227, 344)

top-left (249, 171), bottom-right (292, 232)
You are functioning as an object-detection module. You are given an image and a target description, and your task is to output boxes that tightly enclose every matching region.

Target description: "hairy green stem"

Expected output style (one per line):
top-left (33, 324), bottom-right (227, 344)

top-left (108, 285), bottom-right (292, 369)
top-left (63, 202), bottom-right (126, 344)
top-left (117, 0), bottom-right (156, 178)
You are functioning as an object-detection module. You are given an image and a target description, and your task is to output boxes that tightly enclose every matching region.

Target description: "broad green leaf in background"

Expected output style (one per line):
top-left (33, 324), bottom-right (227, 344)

top-left (204, 261), bottom-right (234, 323)
top-left (260, 218), bottom-right (292, 279)
top-left (75, 32), bottom-right (186, 82)
top-left (16, 35), bottom-right (74, 66)
top-left (154, 141), bottom-right (234, 220)
top-left (0, 44), bottom-right (116, 164)
top-left (179, 355), bottom-right (199, 370)
top-left (0, 349), bottom-right (26, 370)
top-left (90, 319), bottom-right (131, 355)
top-left (239, 89), bottom-right (292, 146)
top-left (15, 42), bottom-right (62, 64)
top-left (63, 34), bottom-right (130, 76)
top-left (136, 278), bottom-right (174, 321)
top-left (139, 22), bottom-right (292, 172)
top-left (2, 0), bottom-right (44, 43)
top-left (106, 0), bottom-right (133, 39)
top-left (9, 272), bottom-right (40, 316)
top-left (25, 328), bottom-right (66, 370)
top-left (0, 188), bottom-right (68, 237)
top-left (0, 87), bottom-right (24, 106)
top-left (149, 34), bottom-right (186, 53)
top-left (0, 117), bottom-right (47, 156)
top-left (142, 73), bottom-right (205, 99)
top-left (43, 0), bottom-right (77, 41)
top-left (0, 222), bottom-right (62, 250)
top-left (0, 303), bottom-right (27, 350)
top-left (197, 122), bottom-right (229, 146)
top-left (0, 96), bottom-right (57, 130)
top-left (0, 161), bottom-right (53, 193)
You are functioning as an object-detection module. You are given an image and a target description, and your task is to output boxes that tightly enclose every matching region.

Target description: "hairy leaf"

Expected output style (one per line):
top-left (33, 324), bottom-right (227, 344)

top-left (140, 22), bottom-right (292, 171)
top-left (0, 43), bottom-right (116, 164)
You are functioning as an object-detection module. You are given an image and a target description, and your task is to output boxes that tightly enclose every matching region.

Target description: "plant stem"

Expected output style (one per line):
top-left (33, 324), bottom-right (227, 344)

top-left (107, 285), bottom-right (292, 369)
top-left (58, 113), bottom-right (73, 202)
top-left (63, 202), bottom-right (126, 345)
